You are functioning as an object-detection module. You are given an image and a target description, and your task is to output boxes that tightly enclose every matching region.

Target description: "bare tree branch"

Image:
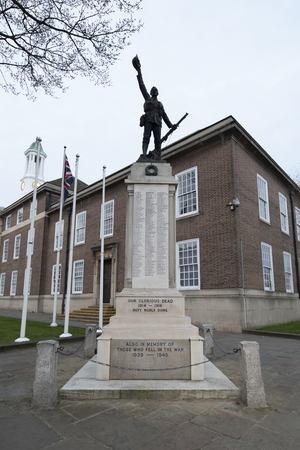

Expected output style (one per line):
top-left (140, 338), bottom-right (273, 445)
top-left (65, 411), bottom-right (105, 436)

top-left (0, 0), bottom-right (142, 99)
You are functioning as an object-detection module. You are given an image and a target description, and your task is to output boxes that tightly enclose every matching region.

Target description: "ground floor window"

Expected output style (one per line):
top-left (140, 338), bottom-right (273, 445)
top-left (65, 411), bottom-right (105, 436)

top-left (261, 242), bottom-right (275, 291)
top-left (73, 260), bottom-right (84, 294)
top-left (176, 238), bottom-right (200, 289)
top-left (283, 252), bottom-right (293, 293)
top-left (10, 270), bottom-right (18, 296)
top-left (0, 273), bottom-right (5, 296)
top-left (51, 264), bottom-right (61, 295)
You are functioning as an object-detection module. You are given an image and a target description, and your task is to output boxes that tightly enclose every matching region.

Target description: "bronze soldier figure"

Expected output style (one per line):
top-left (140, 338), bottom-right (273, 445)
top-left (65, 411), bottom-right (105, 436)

top-left (132, 55), bottom-right (177, 160)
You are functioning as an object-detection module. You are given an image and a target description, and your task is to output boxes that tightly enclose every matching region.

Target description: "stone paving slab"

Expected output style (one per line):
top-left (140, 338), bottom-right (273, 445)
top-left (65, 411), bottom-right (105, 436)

top-left (240, 424), bottom-right (300, 450)
top-left (0, 410), bottom-right (61, 450)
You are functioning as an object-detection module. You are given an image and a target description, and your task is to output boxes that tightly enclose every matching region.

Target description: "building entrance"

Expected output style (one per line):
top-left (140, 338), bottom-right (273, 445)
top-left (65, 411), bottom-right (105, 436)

top-left (103, 259), bottom-right (111, 303)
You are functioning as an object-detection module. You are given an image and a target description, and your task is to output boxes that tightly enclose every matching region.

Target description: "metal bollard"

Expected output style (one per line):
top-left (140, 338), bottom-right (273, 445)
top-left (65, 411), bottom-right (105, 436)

top-left (239, 341), bottom-right (267, 408)
top-left (202, 324), bottom-right (214, 358)
top-left (32, 340), bottom-right (58, 408)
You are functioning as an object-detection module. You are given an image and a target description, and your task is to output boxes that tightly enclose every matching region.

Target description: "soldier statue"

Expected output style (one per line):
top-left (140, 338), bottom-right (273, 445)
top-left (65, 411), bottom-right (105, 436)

top-left (132, 55), bottom-right (178, 161)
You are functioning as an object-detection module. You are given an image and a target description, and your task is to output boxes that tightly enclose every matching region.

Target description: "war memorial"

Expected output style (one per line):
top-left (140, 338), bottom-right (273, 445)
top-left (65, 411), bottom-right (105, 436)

top-left (61, 57), bottom-right (238, 398)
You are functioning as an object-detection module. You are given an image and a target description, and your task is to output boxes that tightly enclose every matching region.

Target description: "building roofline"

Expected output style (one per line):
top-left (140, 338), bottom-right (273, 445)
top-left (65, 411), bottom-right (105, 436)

top-left (162, 115), bottom-right (299, 192)
top-left (2, 116), bottom-right (299, 215)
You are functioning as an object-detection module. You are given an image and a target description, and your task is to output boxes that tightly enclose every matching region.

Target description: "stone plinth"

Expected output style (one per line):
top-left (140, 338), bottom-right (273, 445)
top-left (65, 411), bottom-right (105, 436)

top-left (97, 162), bottom-right (203, 381)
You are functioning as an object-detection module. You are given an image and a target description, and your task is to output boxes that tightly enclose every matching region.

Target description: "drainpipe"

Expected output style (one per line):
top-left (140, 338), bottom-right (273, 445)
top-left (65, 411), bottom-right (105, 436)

top-left (289, 190), bottom-right (300, 298)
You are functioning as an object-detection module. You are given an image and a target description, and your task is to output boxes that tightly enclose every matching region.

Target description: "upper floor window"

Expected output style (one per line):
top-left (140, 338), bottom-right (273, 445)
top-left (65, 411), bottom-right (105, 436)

top-left (51, 264), bottom-right (61, 295)
top-left (261, 242), bottom-right (275, 291)
top-left (296, 207), bottom-right (300, 241)
top-left (283, 251), bottom-right (293, 293)
top-left (13, 234), bottom-right (21, 259)
top-left (279, 193), bottom-right (289, 234)
top-left (176, 238), bottom-right (200, 290)
top-left (54, 220), bottom-right (64, 251)
top-left (103, 200), bottom-right (114, 237)
top-left (2, 239), bottom-right (9, 262)
top-left (5, 215), bottom-right (11, 230)
top-left (72, 260), bottom-right (84, 294)
top-left (10, 271), bottom-right (18, 296)
top-left (75, 211), bottom-right (86, 245)
top-left (0, 273), bottom-right (5, 296)
top-left (17, 208), bottom-right (23, 225)
top-left (176, 167), bottom-right (198, 218)
top-left (257, 175), bottom-right (270, 223)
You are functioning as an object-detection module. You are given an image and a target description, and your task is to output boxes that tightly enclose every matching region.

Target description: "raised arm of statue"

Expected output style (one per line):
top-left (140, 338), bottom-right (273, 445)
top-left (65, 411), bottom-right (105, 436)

top-left (132, 55), bottom-right (149, 100)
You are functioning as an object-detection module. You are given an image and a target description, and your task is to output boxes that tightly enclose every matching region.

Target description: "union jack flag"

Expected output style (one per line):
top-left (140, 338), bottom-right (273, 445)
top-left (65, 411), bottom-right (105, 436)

top-left (63, 155), bottom-right (73, 201)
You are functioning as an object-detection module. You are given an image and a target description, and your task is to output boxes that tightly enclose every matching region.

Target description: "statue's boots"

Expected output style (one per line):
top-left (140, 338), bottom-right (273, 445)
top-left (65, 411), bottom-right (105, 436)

top-left (142, 142), bottom-right (149, 157)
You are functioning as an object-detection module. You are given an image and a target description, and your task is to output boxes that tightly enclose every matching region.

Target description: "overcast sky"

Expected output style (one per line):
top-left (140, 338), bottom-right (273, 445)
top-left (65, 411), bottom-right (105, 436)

top-left (1, 0), bottom-right (300, 207)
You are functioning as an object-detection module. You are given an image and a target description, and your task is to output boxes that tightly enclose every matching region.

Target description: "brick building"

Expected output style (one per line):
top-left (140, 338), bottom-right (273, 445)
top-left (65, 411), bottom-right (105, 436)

top-left (1, 116), bottom-right (300, 332)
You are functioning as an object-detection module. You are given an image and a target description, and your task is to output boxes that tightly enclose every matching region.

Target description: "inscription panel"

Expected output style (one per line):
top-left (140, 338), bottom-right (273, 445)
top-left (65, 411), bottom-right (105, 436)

top-left (132, 185), bottom-right (169, 288)
top-left (110, 339), bottom-right (191, 379)
top-left (118, 297), bottom-right (184, 316)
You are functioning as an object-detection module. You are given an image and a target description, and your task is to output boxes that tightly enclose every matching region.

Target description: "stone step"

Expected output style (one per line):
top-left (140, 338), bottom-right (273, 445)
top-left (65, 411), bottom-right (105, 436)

top-left (57, 305), bottom-right (116, 324)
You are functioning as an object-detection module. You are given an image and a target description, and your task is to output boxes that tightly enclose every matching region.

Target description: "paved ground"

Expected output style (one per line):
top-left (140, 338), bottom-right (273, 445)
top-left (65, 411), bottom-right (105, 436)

top-left (1, 310), bottom-right (300, 449)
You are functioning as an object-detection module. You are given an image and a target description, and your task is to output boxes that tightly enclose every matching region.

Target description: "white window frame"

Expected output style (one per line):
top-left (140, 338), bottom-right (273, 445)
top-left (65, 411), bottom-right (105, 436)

top-left (26, 228), bottom-right (35, 256)
top-left (13, 234), bottom-right (21, 259)
top-left (75, 211), bottom-right (86, 245)
top-left (54, 220), bottom-right (64, 251)
top-left (72, 260), bottom-right (84, 294)
top-left (23, 268), bottom-right (32, 295)
top-left (10, 270), bottom-right (18, 296)
top-left (2, 239), bottom-right (9, 262)
top-left (261, 242), bottom-right (275, 291)
top-left (279, 193), bottom-right (289, 234)
top-left (296, 207), bottom-right (300, 241)
top-left (103, 200), bottom-right (114, 237)
top-left (0, 273), bottom-right (5, 296)
top-left (257, 174), bottom-right (270, 223)
top-left (51, 264), bottom-right (61, 295)
top-left (175, 167), bottom-right (198, 218)
top-left (5, 215), bottom-right (11, 230)
top-left (176, 238), bottom-right (200, 290)
top-left (283, 251), bottom-right (293, 293)
top-left (17, 208), bottom-right (23, 225)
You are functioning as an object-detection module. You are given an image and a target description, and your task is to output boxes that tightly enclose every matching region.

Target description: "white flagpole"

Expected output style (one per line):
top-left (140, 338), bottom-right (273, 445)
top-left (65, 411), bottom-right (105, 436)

top-left (99, 165), bottom-right (106, 330)
top-left (51, 146), bottom-right (66, 327)
top-left (60, 154), bottom-right (80, 338)
top-left (16, 137), bottom-right (42, 342)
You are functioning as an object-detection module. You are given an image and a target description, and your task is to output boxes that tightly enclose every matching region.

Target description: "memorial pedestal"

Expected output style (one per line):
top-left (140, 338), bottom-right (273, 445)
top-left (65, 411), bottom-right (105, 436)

top-left (97, 162), bottom-right (203, 381)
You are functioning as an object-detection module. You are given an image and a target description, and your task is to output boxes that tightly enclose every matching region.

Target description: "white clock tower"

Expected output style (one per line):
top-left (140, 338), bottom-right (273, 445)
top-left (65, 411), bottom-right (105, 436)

top-left (20, 138), bottom-right (47, 196)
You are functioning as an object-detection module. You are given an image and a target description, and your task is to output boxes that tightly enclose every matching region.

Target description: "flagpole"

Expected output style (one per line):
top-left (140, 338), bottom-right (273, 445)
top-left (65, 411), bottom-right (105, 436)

top-left (15, 137), bottom-right (41, 342)
top-left (51, 146), bottom-right (67, 327)
top-left (60, 154), bottom-right (80, 338)
top-left (99, 166), bottom-right (106, 331)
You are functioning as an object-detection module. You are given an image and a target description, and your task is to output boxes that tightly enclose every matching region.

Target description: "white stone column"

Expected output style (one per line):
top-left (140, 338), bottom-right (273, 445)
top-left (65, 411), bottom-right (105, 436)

top-left (124, 185), bottom-right (134, 288)
top-left (168, 184), bottom-right (177, 288)
top-left (190, 336), bottom-right (204, 380)
top-left (96, 337), bottom-right (111, 380)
